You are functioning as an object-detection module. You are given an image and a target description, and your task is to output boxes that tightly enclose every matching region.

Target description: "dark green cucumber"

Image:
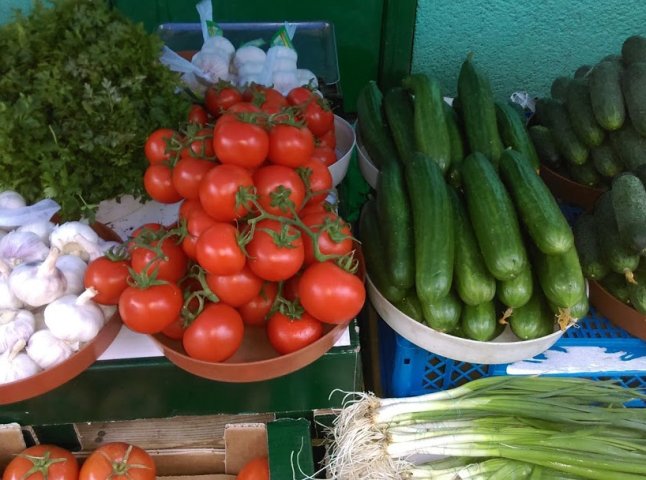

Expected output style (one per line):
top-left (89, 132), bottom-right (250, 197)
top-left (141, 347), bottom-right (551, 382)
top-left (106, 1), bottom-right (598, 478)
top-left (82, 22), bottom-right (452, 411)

top-left (457, 55), bottom-right (504, 166)
top-left (611, 173), bottom-right (646, 254)
top-left (497, 266), bottom-right (533, 309)
top-left (590, 143), bottom-right (623, 178)
top-left (359, 200), bottom-right (407, 303)
top-left (383, 87), bottom-right (416, 164)
top-left (528, 125), bottom-right (561, 169)
top-left (402, 73), bottom-right (451, 173)
top-left (535, 98), bottom-right (589, 165)
top-left (594, 191), bottom-right (640, 283)
top-left (588, 60), bottom-right (626, 131)
top-left (622, 35), bottom-right (646, 65)
top-left (601, 272), bottom-right (632, 304)
top-left (629, 282), bottom-right (646, 314)
top-left (567, 162), bottom-right (603, 187)
top-left (461, 300), bottom-right (498, 341)
top-left (634, 163), bottom-right (646, 186)
top-left (609, 122), bottom-right (646, 171)
top-left (565, 78), bottom-right (605, 148)
top-left (444, 102), bottom-right (466, 187)
top-left (509, 287), bottom-right (555, 340)
top-left (421, 290), bottom-right (462, 333)
top-left (449, 187), bottom-right (496, 306)
top-left (550, 76), bottom-right (571, 101)
top-left (376, 160), bottom-right (415, 289)
top-left (573, 212), bottom-right (609, 281)
top-left (621, 61), bottom-right (646, 136)
top-left (495, 101), bottom-right (540, 170)
top-left (533, 244), bottom-right (586, 309)
top-left (356, 81), bottom-right (398, 170)
top-left (549, 292), bottom-right (589, 320)
top-left (406, 152), bottom-right (454, 303)
top-left (499, 149), bottom-right (574, 254)
top-left (461, 152), bottom-right (528, 281)
top-left (395, 292), bottom-right (424, 322)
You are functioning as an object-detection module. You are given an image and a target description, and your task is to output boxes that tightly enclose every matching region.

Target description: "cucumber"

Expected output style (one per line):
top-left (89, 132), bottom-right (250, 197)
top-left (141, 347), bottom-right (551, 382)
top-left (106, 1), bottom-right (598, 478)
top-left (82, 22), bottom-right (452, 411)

top-left (421, 290), bottom-right (462, 333)
top-left (533, 244), bottom-right (586, 309)
top-left (497, 266), bottom-right (533, 309)
top-left (444, 102), bottom-right (466, 187)
top-left (552, 292), bottom-right (589, 320)
top-left (499, 149), bottom-right (574, 254)
top-left (609, 122), bottom-right (646, 171)
top-left (461, 300), bottom-right (498, 341)
top-left (535, 98), bottom-right (589, 165)
top-left (528, 125), bottom-right (561, 169)
top-left (376, 159), bottom-right (415, 289)
top-left (573, 212), bottom-right (609, 281)
top-left (356, 81), bottom-right (398, 170)
top-left (611, 173), bottom-right (646, 254)
top-left (359, 199), bottom-right (407, 303)
top-left (383, 87), bottom-right (416, 165)
top-left (634, 163), bottom-right (646, 186)
top-left (590, 143), bottom-right (623, 178)
top-left (495, 101), bottom-right (540, 170)
top-left (457, 55), bottom-right (504, 166)
top-left (594, 191), bottom-right (640, 283)
top-left (628, 282), bottom-right (646, 314)
top-left (402, 73), bottom-right (451, 173)
top-left (621, 61), bottom-right (646, 136)
top-left (622, 35), bottom-right (646, 65)
top-left (449, 187), bottom-right (496, 306)
top-left (601, 272), bottom-right (632, 304)
top-left (550, 76), bottom-right (571, 101)
top-left (567, 162), bottom-right (603, 187)
top-left (509, 287), bottom-right (555, 340)
top-left (574, 65), bottom-right (592, 78)
top-left (395, 292), bottom-right (424, 322)
top-left (565, 78), bottom-right (605, 148)
top-left (461, 152), bottom-right (528, 281)
top-left (588, 60), bottom-right (626, 131)
top-left (406, 152), bottom-right (454, 303)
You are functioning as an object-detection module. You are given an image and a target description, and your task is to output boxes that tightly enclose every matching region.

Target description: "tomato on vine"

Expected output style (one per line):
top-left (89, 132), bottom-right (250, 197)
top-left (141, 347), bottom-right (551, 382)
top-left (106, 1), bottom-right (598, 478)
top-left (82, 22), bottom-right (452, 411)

top-left (79, 442), bottom-right (155, 480)
top-left (144, 128), bottom-right (180, 165)
top-left (84, 253), bottom-right (131, 305)
top-left (253, 164), bottom-right (306, 216)
top-left (300, 211), bottom-right (353, 265)
top-left (182, 303), bottom-right (244, 362)
top-left (195, 222), bottom-right (246, 276)
top-left (237, 282), bottom-right (278, 327)
top-left (267, 123), bottom-right (314, 168)
top-left (144, 164), bottom-right (183, 204)
top-left (205, 83), bottom-right (243, 116)
top-left (267, 308), bottom-right (323, 355)
top-left (246, 219), bottom-right (304, 282)
top-left (206, 264), bottom-right (264, 308)
top-left (213, 118), bottom-right (269, 169)
top-left (172, 156), bottom-right (215, 200)
top-left (119, 281), bottom-right (183, 334)
top-left (130, 236), bottom-right (189, 284)
top-left (2, 445), bottom-right (78, 480)
top-left (199, 164), bottom-right (254, 222)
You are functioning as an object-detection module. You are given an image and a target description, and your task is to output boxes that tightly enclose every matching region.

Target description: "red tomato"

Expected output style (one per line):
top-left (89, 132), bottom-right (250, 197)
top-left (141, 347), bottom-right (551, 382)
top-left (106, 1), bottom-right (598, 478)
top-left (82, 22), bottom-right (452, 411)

top-left (144, 128), bottom-right (180, 165)
top-left (287, 87), bottom-right (316, 106)
top-left (267, 124), bottom-right (314, 168)
top-left (178, 198), bottom-right (204, 222)
top-left (246, 220), bottom-right (304, 281)
top-left (299, 200), bottom-right (332, 218)
top-left (79, 442), bottom-right (155, 480)
top-left (196, 222), bottom-right (246, 276)
top-left (181, 128), bottom-right (215, 159)
top-left (318, 129), bottom-right (336, 149)
top-left (187, 104), bottom-right (209, 125)
top-left (2, 445), bottom-right (78, 480)
top-left (298, 261), bottom-right (365, 324)
top-left (182, 210), bottom-right (218, 259)
top-left (303, 101), bottom-right (334, 137)
top-left (161, 317), bottom-right (185, 340)
top-left (130, 237), bottom-right (189, 283)
top-left (283, 272), bottom-right (301, 301)
top-left (267, 310), bottom-right (324, 354)
top-left (310, 145), bottom-right (337, 167)
top-left (206, 264), bottom-right (263, 307)
top-left (236, 456), bottom-right (269, 480)
top-left (172, 157), bottom-right (215, 200)
top-left (253, 164), bottom-right (306, 216)
top-left (84, 256), bottom-right (130, 305)
top-left (213, 119), bottom-right (269, 169)
top-left (119, 282), bottom-right (183, 333)
top-left (126, 223), bottom-right (164, 254)
top-left (301, 212), bottom-right (353, 265)
top-left (238, 282), bottom-right (278, 327)
top-left (205, 85), bottom-right (243, 116)
top-left (144, 164), bottom-right (183, 204)
top-left (182, 303), bottom-right (244, 362)
top-left (299, 159), bottom-right (333, 205)
top-left (199, 164), bottom-right (254, 222)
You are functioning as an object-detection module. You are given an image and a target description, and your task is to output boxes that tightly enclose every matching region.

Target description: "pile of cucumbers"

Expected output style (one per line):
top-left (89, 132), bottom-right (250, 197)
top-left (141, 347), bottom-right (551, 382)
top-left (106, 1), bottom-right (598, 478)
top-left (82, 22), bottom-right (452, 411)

top-left (575, 168), bottom-right (646, 314)
top-left (358, 55), bottom-right (587, 343)
top-left (530, 34), bottom-right (646, 188)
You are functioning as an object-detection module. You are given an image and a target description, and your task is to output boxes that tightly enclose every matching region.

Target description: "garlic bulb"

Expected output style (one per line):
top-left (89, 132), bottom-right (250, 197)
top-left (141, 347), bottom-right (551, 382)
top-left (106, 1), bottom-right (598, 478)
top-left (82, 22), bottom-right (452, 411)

top-left (44, 288), bottom-right (104, 343)
top-left (26, 329), bottom-right (76, 369)
top-left (0, 230), bottom-right (49, 267)
top-left (296, 69), bottom-right (318, 89)
top-left (0, 339), bottom-right (40, 384)
top-left (0, 191), bottom-right (26, 210)
top-left (32, 307), bottom-right (47, 331)
top-left (9, 247), bottom-right (67, 307)
top-left (0, 309), bottom-right (35, 353)
top-left (56, 254), bottom-right (87, 296)
top-left (49, 222), bottom-right (102, 262)
top-left (233, 45), bottom-right (266, 71)
top-left (0, 259), bottom-right (23, 310)
top-left (17, 221), bottom-right (56, 244)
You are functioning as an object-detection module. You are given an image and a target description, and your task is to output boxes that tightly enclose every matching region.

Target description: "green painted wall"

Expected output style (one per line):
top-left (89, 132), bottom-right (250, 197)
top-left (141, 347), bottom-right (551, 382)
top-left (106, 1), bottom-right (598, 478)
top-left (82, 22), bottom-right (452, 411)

top-left (412, 0), bottom-right (646, 100)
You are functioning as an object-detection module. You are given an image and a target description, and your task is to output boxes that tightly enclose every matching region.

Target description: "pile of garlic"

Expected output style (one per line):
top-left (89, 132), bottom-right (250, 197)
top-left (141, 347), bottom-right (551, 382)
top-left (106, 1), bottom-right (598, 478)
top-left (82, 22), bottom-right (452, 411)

top-left (0, 191), bottom-right (119, 385)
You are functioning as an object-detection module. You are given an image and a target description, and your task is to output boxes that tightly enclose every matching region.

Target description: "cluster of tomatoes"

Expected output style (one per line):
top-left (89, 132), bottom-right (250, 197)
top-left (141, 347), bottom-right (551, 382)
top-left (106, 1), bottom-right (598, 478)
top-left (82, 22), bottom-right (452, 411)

top-left (83, 82), bottom-right (366, 362)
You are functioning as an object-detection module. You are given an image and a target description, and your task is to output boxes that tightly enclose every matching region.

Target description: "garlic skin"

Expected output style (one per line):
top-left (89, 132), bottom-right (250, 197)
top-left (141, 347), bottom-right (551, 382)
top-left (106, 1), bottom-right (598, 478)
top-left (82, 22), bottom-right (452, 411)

top-left (0, 230), bottom-right (49, 267)
top-left (0, 191), bottom-right (26, 210)
top-left (32, 307), bottom-right (47, 331)
top-left (98, 240), bottom-right (122, 255)
top-left (55, 255), bottom-right (87, 296)
top-left (0, 259), bottom-right (23, 310)
top-left (0, 309), bottom-right (35, 353)
top-left (9, 247), bottom-right (67, 307)
top-left (44, 288), bottom-right (104, 343)
top-left (26, 329), bottom-right (75, 369)
top-left (17, 221), bottom-right (56, 244)
top-left (49, 222), bottom-right (102, 262)
top-left (0, 339), bottom-right (40, 384)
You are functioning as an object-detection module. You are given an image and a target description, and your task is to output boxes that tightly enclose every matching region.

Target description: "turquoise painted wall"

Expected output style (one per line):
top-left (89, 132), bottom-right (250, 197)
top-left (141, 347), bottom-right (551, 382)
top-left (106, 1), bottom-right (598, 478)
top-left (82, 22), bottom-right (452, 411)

top-left (412, 0), bottom-right (646, 100)
top-left (0, 0), bottom-right (29, 23)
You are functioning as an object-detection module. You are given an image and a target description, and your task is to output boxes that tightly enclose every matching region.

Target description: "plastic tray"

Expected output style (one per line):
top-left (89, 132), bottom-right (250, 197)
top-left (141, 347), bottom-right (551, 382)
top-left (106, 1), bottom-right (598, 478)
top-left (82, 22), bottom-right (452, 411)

top-left (356, 126), bottom-right (378, 189)
top-left (330, 115), bottom-right (356, 186)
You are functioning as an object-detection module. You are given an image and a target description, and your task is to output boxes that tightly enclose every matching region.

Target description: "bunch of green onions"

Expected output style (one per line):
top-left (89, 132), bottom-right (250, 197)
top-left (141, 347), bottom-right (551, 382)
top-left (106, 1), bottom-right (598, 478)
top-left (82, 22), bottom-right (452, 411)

top-left (326, 376), bottom-right (646, 479)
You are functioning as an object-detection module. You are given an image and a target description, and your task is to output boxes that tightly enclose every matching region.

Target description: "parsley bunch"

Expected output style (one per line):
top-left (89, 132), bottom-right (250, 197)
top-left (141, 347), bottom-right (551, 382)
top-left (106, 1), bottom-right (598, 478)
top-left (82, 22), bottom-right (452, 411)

top-left (0, 0), bottom-right (187, 220)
